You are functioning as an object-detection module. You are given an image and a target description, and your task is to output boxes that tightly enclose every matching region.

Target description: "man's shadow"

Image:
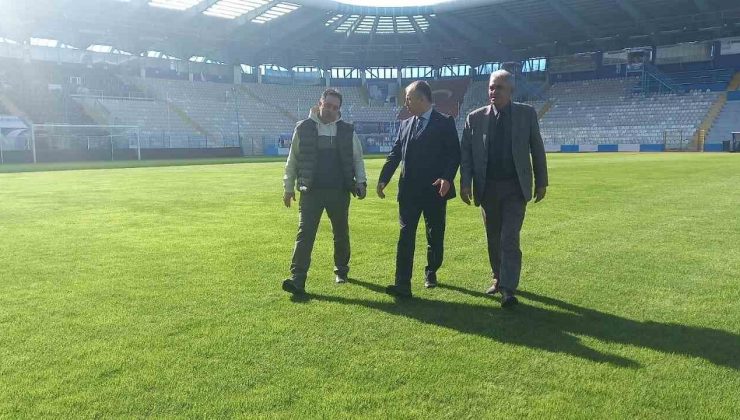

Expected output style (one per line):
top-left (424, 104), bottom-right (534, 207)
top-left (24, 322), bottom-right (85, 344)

top-left (292, 279), bottom-right (738, 370)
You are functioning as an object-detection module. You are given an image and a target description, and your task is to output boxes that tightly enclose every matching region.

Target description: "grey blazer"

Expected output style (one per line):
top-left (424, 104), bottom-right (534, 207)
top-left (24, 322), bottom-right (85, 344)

top-left (460, 102), bottom-right (549, 206)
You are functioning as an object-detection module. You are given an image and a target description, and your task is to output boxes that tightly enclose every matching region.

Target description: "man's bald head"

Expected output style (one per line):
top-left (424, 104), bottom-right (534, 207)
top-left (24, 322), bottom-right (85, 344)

top-left (405, 81), bottom-right (433, 103)
top-left (404, 80), bottom-right (433, 117)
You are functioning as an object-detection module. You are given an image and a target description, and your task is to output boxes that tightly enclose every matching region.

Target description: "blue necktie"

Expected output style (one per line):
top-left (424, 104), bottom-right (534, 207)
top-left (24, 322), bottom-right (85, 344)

top-left (402, 116), bottom-right (425, 177)
top-left (413, 116), bottom-right (425, 139)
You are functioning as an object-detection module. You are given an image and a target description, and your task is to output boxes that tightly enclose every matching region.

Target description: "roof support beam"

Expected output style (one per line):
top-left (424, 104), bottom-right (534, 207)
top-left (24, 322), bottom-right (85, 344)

top-left (181, 1), bottom-right (282, 33)
top-left (432, 14), bottom-right (512, 62)
top-left (427, 16), bottom-right (486, 63)
top-left (360, 17), bottom-right (380, 68)
top-left (547, 0), bottom-right (595, 38)
top-left (250, 9), bottom-right (328, 62)
top-left (490, 6), bottom-right (547, 44)
top-left (615, 0), bottom-right (645, 25)
top-left (615, 0), bottom-right (656, 40)
top-left (303, 14), bottom-right (351, 51)
top-left (232, 1), bottom-right (281, 27)
top-left (409, 17), bottom-right (439, 62)
top-left (186, 0), bottom-right (220, 17)
top-left (693, 0), bottom-right (711, 13)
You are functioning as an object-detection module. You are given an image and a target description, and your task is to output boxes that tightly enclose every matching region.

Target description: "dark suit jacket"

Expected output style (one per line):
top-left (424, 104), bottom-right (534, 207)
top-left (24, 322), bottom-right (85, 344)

top-left (460, 103), bottom-right (548, 205)
top-left (379, 109), bottom-right (461, 201)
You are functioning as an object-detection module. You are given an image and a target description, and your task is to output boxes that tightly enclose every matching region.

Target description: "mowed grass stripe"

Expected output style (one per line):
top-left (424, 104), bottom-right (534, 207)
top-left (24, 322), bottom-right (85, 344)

top-left (0, 153), bottom-right (738, 417)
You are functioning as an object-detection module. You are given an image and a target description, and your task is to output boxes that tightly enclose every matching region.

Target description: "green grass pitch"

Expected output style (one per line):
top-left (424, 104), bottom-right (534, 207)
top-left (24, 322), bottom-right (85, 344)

top-left (1, 153), bottom-right (738, 417)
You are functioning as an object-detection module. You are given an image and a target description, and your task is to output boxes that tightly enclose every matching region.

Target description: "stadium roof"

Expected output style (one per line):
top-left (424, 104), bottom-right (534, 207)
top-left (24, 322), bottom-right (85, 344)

top-left (1, 0), bottom-right (739, 68)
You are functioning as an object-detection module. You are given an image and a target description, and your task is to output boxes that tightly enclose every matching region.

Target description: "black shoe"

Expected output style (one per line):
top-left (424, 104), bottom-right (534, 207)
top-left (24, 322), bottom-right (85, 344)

top-left (282, 279), bottom-right (305, 295)
top-left (385, 285), bottom-right (413, 299)
top-left (500, 289), bottom-right (519, 308)
top-left (485, 278), bottom-right (500, 295)
top-left (335, 274), bottom-right (348, 284)
top-left (424, 273), bottom-right (438, 289)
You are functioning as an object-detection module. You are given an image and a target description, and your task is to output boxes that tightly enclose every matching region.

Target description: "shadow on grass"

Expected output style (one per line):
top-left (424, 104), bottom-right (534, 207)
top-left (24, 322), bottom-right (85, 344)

top-left (291, 278), bottom-right (739, 370)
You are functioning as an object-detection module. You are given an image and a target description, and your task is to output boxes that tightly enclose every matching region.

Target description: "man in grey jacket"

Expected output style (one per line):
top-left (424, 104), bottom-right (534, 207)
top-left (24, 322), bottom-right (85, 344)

top-left (460, 70), bottom-right (548, 307)
top-left (282, 89), bottom-right (368, 295)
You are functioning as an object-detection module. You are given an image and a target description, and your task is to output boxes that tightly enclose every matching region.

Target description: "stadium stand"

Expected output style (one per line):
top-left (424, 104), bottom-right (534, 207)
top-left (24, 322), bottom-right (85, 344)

top-left (97, 97), bottom-right (203, 147)
top-left (398, 79), bottom-right (469, 119)
top-left (0, 61), bottom-right (729, 155)
top-left (0, 59), bottom-right (736, 158)
top-left (242, 83), bottom-right (363, 117)
top-left (706, 100), bottom-right (740, 144)
top-left (0, 70), bottom-right (90, 125)
top-left (459, 79), bottom-right (548, 133)
top-left (539, 78), bottom-right (719, 145)
top-left (120, 75), bottom-right (401, 151)
top-left (121, 76), bottom-right (274, 145)
top-left (0, 0), bottom-right (737, 163)
top-left (667, 68), bottom-right (735, 92)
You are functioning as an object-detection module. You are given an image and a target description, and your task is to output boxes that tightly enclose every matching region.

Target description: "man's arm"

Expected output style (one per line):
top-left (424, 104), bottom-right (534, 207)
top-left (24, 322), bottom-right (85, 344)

top-left (378, 122), bottom-right (405, 185)
top-left (529, 106), bottom-right (548, 188)
top-left (352, 132), bottom-right (367, 185)
top-left (352, 132), bottom-right (368, 199)
top-left (282, 129), bottom-right (300, 207)
top-left (377, 122), bottom-right (405, 199)
top-left (459, 113), bottom-right (475, 204)
top-left (442, 115), bottom-right (461, 183)
top-left (460, 114), bottom-right (474, 191)
top-left (529, 106), bottom-right (548, 202)
top-left (282, 129), bottom-right (300, 193)
top-left (432, 116), bottom-right (461, 198)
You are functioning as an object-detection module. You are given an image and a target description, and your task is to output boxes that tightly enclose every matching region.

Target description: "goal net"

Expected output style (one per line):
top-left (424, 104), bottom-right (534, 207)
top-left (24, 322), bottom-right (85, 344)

top-left (662, 128), bottom-right (693, 152)
top-left (30, 124), bottom-right (141, 163)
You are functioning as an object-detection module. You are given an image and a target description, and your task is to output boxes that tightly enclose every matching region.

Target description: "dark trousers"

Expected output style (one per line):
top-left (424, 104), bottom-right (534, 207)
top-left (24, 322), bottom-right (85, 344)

top-left (394, 194), bottom-right (447, 292)
top-left (481, 179), bottom-right (527, 292)
top-left (290, 189), bottom-right (351, 287)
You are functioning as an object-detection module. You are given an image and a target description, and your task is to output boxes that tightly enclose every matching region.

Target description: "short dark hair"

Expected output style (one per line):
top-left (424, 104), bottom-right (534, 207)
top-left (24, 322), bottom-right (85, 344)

top-left (407, 80), bottom-right (433, 103)
top-left (321, 88), bottom-right (343, 107)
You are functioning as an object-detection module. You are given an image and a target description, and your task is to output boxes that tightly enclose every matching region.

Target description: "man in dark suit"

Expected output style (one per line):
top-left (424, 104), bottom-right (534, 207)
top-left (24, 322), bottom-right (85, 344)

top-left (460, 70), bottom-right (549, 307)
top-left (377, 81), bottom-right (461, 298)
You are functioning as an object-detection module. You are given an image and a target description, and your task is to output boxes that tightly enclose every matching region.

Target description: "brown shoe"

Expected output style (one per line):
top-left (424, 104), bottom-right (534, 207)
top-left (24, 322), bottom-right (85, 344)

top-left (485, 278), bottom-right (500, 295)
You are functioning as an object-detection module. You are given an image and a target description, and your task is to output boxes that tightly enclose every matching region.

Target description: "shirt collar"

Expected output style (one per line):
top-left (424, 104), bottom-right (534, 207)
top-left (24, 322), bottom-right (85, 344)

top-left (492, 102), bottom-right (511, 117)
top-left (418, 106), bottom-right (433, 122)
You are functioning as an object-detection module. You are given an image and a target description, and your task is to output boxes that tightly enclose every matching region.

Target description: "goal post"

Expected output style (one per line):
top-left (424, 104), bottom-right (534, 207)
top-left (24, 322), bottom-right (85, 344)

top-left (30, 124), bottom-right (141, 163)
top-left (662, 128), bottom-right (690, 152)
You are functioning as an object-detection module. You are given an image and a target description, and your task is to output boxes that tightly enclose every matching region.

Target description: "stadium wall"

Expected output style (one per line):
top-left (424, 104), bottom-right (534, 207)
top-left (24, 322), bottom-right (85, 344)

top-left (543, 144), bottom-right (728, 152)
top-left (714, 53), bottom-right (740, 69)
top-left (1, 148), bottom-right (243, 163)
top-left (259, 144), bottom-right (729, 156)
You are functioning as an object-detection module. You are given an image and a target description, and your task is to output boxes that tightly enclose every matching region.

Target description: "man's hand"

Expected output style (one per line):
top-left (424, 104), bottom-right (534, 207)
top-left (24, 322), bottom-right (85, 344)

top-left (534, 186), bottom-right (547, 203)
top-left (432, 178), bottom-right (450, 198)
top-left (283, 191), bottom-right (296, 208)
top-left (356, 183), bottom-right (367, 200)
top-left (460, 187), bottom-right (472, 205)
top-left (376, 182), bottom-right (386, 199)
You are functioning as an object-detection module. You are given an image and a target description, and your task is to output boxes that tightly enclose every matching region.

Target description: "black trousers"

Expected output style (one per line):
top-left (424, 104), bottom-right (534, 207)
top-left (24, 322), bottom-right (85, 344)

top-left (394, 193), bottom-right (447, 292)
top-left (290, 189), bottom-right (351, 288)
top-left (481, 178), bottom-right (527, 292)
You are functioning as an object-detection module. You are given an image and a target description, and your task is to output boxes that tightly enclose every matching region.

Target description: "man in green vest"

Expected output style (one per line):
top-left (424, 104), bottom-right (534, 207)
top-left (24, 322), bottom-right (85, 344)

top-left (281, 89), bottom-right (368, 295)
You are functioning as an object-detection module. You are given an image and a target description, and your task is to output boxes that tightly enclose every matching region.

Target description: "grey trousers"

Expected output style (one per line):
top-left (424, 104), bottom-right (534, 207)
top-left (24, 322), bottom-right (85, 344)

top-left (481, 179), bottom-right (527, 292)
top-left (290, 188), bottom-right (351, 287)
